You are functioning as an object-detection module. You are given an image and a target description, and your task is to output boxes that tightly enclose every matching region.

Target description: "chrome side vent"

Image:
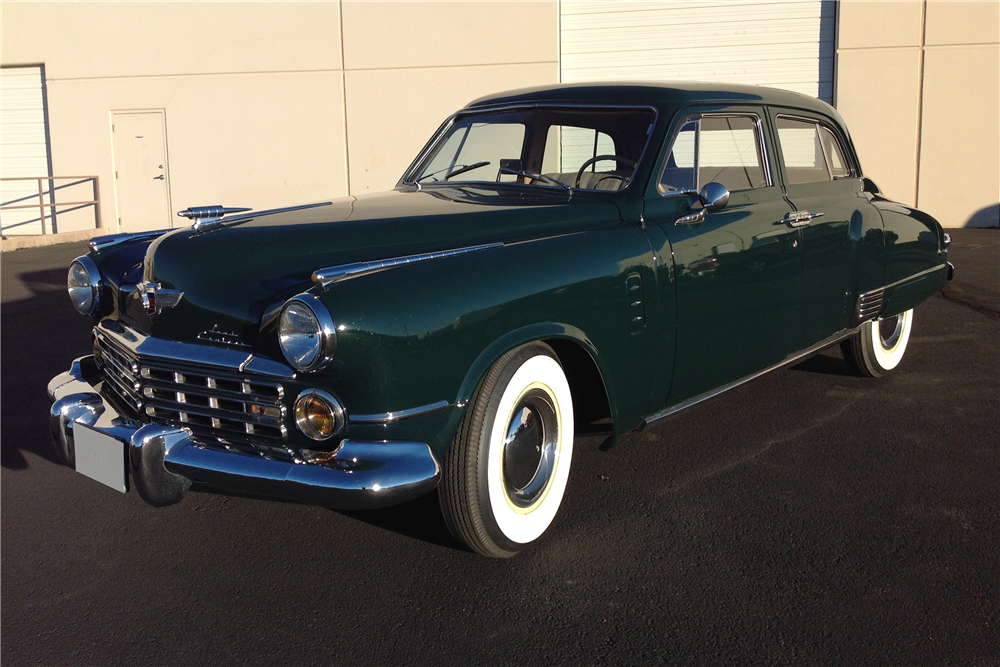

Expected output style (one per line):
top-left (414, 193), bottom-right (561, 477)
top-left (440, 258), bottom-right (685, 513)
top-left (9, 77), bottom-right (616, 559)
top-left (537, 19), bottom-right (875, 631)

top-left (854, 288), bottom-right (885, 327)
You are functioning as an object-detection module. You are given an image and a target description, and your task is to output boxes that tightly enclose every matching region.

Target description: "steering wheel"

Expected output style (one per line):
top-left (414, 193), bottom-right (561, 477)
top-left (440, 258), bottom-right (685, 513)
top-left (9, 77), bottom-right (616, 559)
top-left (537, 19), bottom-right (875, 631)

top-left (575, 154), bottom-right (638, 189)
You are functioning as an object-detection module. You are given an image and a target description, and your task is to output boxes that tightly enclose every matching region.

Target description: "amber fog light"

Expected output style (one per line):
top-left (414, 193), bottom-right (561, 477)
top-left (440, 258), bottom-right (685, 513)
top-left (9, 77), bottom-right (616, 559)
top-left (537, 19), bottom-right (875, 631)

top-left (294, 388), bottom-right (344, 441)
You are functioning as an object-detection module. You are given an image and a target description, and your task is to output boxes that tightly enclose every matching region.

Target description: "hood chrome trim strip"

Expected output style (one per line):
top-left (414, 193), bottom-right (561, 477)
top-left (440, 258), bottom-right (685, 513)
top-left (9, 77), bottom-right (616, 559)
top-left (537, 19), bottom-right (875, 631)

top-left (312, 242), bottom-right (503, 287)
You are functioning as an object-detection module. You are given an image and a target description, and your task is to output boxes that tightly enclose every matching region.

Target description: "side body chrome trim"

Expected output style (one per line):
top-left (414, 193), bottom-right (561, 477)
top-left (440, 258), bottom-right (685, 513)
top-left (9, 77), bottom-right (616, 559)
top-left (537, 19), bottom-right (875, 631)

top-left (644, 327), bottom-right (860, 426)
top-left (350, 400), bottom-right (451, 425)
top-left (312, 242), bottom-right (503, 287)
top-left (883, 263), bottom-right (948, 292)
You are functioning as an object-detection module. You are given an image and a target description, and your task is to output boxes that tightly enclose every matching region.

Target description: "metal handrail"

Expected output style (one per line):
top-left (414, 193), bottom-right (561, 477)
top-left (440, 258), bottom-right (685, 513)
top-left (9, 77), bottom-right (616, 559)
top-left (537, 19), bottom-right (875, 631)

top-left (0, 176), bottom-right (102, 235)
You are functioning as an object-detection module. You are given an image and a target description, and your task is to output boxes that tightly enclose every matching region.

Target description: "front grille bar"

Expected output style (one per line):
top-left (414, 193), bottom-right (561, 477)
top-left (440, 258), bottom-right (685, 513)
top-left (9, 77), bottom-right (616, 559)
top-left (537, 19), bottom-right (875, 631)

top-left (95, 332), bottom-right (289, 455)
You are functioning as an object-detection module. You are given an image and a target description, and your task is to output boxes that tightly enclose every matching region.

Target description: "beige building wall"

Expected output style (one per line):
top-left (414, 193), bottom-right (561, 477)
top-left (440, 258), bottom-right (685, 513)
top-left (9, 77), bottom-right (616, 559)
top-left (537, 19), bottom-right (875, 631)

top-left (1, 1), bottom-right (558, 241)
top-left (836, 0), bottom-right (999, 228)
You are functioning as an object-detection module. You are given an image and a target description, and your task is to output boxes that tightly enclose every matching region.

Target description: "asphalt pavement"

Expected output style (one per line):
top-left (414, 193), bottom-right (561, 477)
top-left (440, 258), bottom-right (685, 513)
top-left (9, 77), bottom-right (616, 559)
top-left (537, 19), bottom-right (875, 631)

top-left (2, 229), bottom-right (997, 666)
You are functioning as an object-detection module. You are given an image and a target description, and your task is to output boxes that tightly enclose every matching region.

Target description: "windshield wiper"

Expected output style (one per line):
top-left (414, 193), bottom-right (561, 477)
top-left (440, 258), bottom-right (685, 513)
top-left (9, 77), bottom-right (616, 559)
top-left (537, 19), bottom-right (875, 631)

top-left (497, 166), bottom-right (572, 190)
top-left (444, 161), bottom-right (491, 180)
top-left (416, 161), bottom-right (491, 183)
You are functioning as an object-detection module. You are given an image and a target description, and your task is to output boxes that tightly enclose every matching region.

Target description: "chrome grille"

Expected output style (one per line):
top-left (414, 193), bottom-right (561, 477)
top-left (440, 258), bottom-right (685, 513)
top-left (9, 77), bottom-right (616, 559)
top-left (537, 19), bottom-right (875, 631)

top-left (854, 288), bottom-right (885, 327)
top-left (95, 334), bottom-right (289, 456)
top-left (97, 335), bottom-right (143, 410)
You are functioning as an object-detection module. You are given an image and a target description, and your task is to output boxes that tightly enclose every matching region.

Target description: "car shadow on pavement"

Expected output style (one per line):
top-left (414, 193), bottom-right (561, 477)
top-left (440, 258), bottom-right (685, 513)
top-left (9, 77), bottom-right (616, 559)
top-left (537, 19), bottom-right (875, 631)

top-left (334, 489), bottom-right (465, 552)
top-left (1, 266), bottom-right (93, 470)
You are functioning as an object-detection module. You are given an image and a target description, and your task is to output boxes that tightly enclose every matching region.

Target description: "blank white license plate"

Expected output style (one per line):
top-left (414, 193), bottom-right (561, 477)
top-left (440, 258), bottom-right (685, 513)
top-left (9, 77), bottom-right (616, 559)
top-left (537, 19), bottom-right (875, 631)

top-left (74, 424), bottom-right (127, 493)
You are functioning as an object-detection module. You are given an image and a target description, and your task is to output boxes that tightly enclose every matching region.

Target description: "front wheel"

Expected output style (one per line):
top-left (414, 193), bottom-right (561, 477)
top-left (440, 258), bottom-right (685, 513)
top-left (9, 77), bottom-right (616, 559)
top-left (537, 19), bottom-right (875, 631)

top-left (439, 342), bottom-right (574, 558)
top-left (842, 309), bottom-right (914, 377)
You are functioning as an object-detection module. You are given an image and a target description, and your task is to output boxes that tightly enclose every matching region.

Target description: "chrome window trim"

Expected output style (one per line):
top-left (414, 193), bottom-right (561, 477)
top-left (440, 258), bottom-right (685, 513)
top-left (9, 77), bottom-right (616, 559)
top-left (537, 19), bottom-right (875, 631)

top-left (775, 113), bottom-right (857, 180)
top-left (401, 103), bottom-right (660, 194)
top-left (350, 400), bottom-right (451, 425)
top-left (657, 111), bottom-right (773, 199)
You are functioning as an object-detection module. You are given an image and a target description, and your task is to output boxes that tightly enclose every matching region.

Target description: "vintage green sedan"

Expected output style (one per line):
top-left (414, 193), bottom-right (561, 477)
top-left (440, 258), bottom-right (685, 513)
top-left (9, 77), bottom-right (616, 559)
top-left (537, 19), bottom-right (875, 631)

top-left (50, 83), bottom-right (953, 557)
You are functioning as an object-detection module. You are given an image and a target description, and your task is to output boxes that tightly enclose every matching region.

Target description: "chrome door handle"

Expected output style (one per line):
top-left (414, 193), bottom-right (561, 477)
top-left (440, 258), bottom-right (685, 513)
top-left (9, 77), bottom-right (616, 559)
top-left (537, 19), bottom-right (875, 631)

top-left (675, 209), bottom-right (706, 226)
top-left (776, 211), bottom-right (823, 227)
top-left (153, 175), bottom-right (165, 180)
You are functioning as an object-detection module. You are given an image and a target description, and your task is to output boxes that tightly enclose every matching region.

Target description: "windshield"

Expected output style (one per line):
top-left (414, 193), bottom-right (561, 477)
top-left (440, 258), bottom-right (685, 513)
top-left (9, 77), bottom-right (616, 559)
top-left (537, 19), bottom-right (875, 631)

top-left (409, 106), bottom-right (657, 192)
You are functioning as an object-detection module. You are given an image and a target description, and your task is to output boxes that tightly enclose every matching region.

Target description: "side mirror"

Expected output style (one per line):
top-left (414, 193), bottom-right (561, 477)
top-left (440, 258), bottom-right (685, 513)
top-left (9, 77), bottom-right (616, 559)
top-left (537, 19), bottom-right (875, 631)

top-left (699, 182), bottom-right (730, 212)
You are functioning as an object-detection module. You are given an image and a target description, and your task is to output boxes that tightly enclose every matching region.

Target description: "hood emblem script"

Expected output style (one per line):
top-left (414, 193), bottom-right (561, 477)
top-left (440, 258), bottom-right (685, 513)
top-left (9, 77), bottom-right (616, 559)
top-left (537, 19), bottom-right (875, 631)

top-left (198, 324), bottom-right (250, 350)
top-left (139, 281), bottom-right (184, 316)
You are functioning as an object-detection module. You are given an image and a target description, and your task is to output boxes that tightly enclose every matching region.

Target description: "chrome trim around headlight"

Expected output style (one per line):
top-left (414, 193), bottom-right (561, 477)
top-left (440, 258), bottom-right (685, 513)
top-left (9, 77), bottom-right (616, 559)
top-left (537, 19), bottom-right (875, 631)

top-left (68, 255), bottom-right (103, 316)
top-left (278, 294), bottom-right (337, 372)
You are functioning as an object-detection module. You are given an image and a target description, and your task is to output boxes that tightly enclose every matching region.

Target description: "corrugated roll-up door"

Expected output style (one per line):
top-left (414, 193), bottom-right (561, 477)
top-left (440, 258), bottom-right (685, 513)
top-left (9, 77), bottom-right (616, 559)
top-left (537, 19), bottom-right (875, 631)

top-left (1, 66), bottom-right (54, 236)
top-left (560, 1), bottom-right (836, 103)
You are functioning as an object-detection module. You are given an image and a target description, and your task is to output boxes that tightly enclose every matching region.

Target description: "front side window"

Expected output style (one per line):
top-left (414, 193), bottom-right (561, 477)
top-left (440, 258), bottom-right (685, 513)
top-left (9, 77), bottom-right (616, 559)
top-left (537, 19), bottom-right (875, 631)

top-left (410, 107), bottom-right (656, 192)
top-left (659, 114), bottom-right (769, 195)
top-left (776, 116), bottom-right (853, 184)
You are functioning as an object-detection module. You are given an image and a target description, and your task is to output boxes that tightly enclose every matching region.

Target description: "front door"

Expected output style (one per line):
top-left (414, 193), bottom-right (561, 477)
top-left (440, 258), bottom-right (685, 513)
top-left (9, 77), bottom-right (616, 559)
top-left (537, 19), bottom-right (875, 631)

top-left (111, 110), bottom-right (172, 233)
top-left (644, 107), bottom-right (798, 408)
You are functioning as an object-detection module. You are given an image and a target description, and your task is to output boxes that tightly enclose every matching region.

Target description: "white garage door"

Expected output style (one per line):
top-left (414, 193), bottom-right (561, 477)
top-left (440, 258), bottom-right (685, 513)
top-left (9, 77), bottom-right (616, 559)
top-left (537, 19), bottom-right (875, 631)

top-left (0, 66), bottom-right (53, 236)
top-left (560, 0), bottom-right (836, 103)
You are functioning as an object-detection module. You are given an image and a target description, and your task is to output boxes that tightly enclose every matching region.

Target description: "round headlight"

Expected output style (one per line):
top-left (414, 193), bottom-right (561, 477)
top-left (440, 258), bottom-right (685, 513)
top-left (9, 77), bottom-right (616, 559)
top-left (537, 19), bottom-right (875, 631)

top-left (277, 295), bottom-right (337, 372)
top-left (67, 256), bottom-right (102, 316)
top-left (294, 389), bottom-right (345, 441)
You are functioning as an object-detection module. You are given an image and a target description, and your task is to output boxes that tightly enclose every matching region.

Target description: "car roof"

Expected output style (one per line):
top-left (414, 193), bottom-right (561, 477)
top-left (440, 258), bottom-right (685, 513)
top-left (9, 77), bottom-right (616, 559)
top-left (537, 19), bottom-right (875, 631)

top-left (466, 81), bottom-right (841, 120)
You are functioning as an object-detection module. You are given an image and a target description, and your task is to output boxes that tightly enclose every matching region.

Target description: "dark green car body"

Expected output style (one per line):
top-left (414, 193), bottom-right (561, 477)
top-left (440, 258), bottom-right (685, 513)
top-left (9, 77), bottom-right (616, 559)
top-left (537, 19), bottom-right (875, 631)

top-left (59, 82), bottom-right (951, 505)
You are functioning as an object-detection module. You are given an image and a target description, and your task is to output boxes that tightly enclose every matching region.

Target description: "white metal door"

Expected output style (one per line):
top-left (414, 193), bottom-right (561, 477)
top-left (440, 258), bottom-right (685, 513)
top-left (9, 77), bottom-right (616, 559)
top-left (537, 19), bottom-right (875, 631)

top-left (0, 66), bottom-right (53, 236)
top-left (111, 111), bottom-right (172, 233)
top-left (560, 1), bottom-right (836, 103)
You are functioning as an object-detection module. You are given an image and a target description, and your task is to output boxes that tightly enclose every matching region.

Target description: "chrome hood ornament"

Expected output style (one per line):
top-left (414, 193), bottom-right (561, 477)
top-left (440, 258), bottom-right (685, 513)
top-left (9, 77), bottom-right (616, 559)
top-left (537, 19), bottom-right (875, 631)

top-left (178, 205), bottom-right (252, 232)
top-left (139, 281), bottom-right (184, 316)
top-left (178, 202), bottom-right (334, 234)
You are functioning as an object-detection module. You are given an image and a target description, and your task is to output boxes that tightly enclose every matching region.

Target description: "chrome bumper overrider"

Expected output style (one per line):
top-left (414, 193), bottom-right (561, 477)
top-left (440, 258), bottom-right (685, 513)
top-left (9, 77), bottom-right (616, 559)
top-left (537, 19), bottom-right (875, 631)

top-left (48, 356), bottom-right (441, 510)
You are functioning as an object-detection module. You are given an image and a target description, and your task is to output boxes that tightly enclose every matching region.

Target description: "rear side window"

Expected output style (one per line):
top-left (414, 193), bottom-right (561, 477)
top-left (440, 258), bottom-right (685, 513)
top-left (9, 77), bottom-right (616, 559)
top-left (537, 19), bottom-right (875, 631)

top-left (659, 114), bottom-right (769, 194)
top-left (776, 116), bottom-right (852, 184)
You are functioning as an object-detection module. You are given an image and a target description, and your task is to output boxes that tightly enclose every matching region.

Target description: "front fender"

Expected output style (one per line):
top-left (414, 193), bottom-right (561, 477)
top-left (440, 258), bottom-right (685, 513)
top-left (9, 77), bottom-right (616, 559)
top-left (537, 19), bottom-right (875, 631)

top-left (307, 222), bottom-right (664, 455)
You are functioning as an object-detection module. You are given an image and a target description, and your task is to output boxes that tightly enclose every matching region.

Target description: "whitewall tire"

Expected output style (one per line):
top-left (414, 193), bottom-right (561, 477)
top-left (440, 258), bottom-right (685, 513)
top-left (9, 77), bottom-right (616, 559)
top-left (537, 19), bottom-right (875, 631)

top-left (440, 342), bottom-right (574, 558)
top-left (842, 309), bottom-right (914, 378)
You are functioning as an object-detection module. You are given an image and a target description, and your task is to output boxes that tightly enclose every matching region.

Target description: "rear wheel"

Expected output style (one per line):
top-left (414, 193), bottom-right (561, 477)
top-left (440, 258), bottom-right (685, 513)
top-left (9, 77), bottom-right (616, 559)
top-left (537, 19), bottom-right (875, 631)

top-left (439, 343), bottom-right (574, 558)
top-left (842, 309), bottom-right (914, 378)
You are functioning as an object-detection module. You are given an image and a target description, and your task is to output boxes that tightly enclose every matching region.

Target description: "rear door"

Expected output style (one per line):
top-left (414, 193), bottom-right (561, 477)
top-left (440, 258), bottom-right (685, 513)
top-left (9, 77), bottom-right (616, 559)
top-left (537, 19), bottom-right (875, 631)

top-left (644, 106), bottom-right (798, 407)
top-left (770, 110), bottom-right (879, 349)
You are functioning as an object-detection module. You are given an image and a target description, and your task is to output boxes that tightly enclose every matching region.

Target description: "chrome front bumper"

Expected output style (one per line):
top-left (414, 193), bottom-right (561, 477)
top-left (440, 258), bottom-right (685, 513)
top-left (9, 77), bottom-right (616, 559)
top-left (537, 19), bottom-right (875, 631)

top-left (48, 356), bottom-right (441, 510)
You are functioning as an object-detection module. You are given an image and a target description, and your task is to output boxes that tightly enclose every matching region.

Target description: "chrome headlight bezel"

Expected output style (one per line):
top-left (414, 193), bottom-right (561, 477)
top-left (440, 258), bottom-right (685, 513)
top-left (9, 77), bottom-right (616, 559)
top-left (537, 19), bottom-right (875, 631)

top-left (67, 255), bottom-right (103, 316)
top-left (277, 294), bottom-right (337, 372)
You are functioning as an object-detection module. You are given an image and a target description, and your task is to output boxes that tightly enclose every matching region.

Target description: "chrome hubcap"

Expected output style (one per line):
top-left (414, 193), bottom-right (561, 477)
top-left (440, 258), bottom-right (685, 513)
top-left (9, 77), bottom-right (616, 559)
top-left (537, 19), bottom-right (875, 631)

top-left (878, 314), bottom-right (903, 350)
top-left (502, 390), bottom-right (558, 509)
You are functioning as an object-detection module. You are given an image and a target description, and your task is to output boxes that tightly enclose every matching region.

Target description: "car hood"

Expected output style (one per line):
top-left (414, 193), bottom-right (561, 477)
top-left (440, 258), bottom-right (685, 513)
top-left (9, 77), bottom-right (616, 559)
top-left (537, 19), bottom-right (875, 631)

top-left (135, 187), bottom-right (622, 348)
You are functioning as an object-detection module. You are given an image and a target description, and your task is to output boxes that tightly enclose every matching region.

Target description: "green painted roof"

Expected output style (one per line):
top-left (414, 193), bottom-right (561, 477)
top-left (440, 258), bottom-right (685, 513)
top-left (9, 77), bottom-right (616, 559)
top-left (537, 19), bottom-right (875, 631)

top-left (467, 81), bottom-right (839, 119)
